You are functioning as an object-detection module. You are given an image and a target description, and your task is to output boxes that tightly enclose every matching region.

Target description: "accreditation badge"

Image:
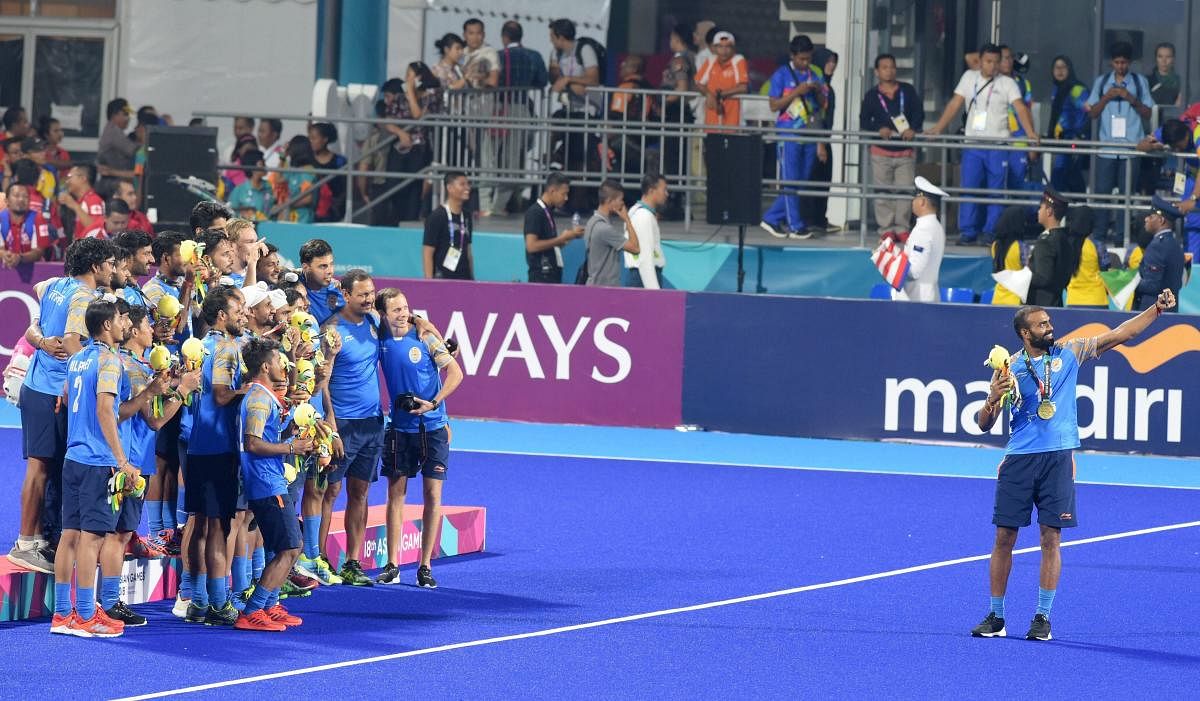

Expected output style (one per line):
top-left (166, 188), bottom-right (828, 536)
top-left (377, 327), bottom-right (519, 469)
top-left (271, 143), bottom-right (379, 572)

top-left (891, 113), bottom-right (911, 133)
top-left (443, 246), bottom-right (462, 272)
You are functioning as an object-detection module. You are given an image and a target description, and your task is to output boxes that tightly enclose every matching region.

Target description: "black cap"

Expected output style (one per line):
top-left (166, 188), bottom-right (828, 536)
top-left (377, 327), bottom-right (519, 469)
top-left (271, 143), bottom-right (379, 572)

top-left (20, 136), bottom-right (46, 152)
top-left (1149, 194), bottom-right (1182, 222)
top-left (1041, 187), bottom-right (1070, 210)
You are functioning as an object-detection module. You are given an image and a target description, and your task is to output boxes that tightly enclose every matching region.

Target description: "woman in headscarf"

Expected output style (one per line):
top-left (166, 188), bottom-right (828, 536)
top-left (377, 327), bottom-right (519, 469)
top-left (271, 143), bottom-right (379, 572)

top-left (990, 205), bottom-right (1027, 305)
top-left (1046, 55), bottom-right (1090, 194)
top-left (1064, 205), bottom-right (1108, 307)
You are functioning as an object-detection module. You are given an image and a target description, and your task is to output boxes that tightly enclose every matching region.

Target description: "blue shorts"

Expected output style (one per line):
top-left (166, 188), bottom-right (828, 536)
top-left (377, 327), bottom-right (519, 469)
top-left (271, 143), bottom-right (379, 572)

top-left (21, 387), bottom-right (67, 461)
top-left (184, 453), bottom-right (239, 519)
top-left (248, 494), bottom-right (302, 554)
top-left (326, 416), bottom-right (383, 484)
top-left (155, 410), bottom-right (182, 467)
top-left (382, 427), bottom-right (449, 481)
top-left (61, 459), bottom-right (117, 534)
top-left (993, 450), bottom-right (1077, 529)
top-left (116, 493), bottom-right (144, 533)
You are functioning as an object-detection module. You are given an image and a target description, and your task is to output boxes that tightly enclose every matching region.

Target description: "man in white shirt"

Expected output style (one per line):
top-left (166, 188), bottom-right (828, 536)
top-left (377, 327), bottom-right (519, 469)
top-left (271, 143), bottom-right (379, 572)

top-left (892, 177), bottom-right (947, 302)
top-left (257, 119), bottom-right (285, 169)
top-left (927, 43), bottom-right (1038, 246)
top-left (624, 173), bottom-right (669, 289)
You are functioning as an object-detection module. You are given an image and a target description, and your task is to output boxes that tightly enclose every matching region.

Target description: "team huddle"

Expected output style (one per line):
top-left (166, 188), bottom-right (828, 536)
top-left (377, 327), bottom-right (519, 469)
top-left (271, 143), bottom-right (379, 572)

top-left (10, 201), bottom-right (463, 637)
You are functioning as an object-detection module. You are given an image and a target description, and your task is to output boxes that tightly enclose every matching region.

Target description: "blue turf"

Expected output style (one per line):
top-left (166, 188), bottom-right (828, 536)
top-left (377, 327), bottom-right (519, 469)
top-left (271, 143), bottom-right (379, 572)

top-left (0, 443), bottom-right (1197, 699)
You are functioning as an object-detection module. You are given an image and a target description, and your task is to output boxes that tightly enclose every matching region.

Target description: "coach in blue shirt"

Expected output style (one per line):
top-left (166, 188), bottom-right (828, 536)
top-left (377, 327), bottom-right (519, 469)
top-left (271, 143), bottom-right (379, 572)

top-left (1087, 41), bottom-right (1153, 241)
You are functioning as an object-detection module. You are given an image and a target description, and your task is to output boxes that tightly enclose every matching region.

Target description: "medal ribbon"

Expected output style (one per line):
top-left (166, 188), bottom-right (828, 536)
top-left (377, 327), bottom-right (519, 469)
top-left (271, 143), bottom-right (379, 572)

top-left (1022, 349), bottom-right (1052, 402)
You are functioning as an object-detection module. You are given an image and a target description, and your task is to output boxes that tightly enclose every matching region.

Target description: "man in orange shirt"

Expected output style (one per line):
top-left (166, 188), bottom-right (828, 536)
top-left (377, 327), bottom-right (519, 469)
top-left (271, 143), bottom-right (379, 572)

top-left (695, 31), bottom-right (749, 129)
top-left (59, 164), bottom-right (106, 240)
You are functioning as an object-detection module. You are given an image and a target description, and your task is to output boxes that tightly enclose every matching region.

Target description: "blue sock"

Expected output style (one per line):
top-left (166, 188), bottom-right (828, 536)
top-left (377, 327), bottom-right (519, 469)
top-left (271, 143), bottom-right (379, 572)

top-left (990, 595), bottom-right (1006, 619)
top-left (252, 546), bottom-right (265, 580)
top-left (162, 499), bottom-right (177, 531)
top-left (54, 583), bottom-right (72, 616)
top-left (302, 516), bottom-right (320, 560)
top-left (232, 555), bottom-right (249, 594)
top-left (1037, 588), bottom-right (1056, 617)
top-left (180, 569), bottom-right (194, 600)
top-left (76, 587), bottom-right (95, 620)
top-left (193, 573), bottom-right (209, 608)
top-left (266, 586), bottom-right (280, 609)
top-left (100, 575), bottom-right (121, 610)
top-left (146, 500), bottom-right (164, 535)
top-left (245, 582), bottom-right (272, 614)
top-left (175, 492), bottom-right (187, 532)
top-left (207, 574), bottom-right (227, 609)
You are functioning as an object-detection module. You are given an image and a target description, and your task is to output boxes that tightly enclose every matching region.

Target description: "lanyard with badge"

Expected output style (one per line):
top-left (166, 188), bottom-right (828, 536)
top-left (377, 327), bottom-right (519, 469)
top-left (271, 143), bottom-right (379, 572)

top-left (968, 78), bottom-right (995, 133)
top-left (541, 201), bottom-right (564, 268)
top-left (878, 87), bottom-right (909, 133)
top-left (785, 65), bottom-right (814, 123)
top-left (1022, 349), bottom-right (1056, 419)
top-left (1109, 75), bottom-right (1138, 140)
top-left (442, 204), bottom-right (468, 272)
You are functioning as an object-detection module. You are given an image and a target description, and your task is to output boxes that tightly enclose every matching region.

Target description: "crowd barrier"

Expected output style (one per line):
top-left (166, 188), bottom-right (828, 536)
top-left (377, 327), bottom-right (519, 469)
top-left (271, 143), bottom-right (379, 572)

top-left (1, 263), bottom-right (1195, 458)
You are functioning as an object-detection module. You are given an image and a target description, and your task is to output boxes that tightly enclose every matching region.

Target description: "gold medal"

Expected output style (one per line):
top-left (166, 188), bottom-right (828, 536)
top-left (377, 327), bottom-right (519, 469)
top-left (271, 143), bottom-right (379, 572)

top-left (1037, 400), bottom-right (1056, 420)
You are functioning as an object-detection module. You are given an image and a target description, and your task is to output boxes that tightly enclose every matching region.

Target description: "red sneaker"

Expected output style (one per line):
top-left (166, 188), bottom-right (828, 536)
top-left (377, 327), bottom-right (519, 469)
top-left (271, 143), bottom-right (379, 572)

top-left (130, 535), bottom-right (168, 559)
top-left (235, 609), bottom-right (285, 632)
top-left (51, 611), bottom-right (91, 637)
top-left (77, 610), bottom-right (124, 638)
top-left (266, 603), bottom-right (302, 626)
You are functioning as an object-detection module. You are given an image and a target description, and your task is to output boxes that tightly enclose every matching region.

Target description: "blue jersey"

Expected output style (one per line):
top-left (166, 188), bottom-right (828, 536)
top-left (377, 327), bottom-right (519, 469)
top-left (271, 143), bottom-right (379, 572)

top-left (239, 382), bottom-right (287, 500)
top-left (380, 327), bottom-right (452, 432)
top-left (122, 282), bottom-right (149, 308)
top-left (65, 342), bottom-right (128, 467)
top-left (187, 330), bottom-right (243, 455)
top-left (768, 63), bottom-right (827, 129)
top-left (227, 271), bottom-right (245, 288)
top-left (120, 350), bottom-right (157, 474)
top-left (326, 314), bottom-right (381, 420)
top-left (1005, 337), bottom-right (1099, 455)
top-left (306, 283), bottom-right (345, 325)
top-left (142, 275), bottom-right (191, 351)
top-left (23, 277), bottom-right (96, 396)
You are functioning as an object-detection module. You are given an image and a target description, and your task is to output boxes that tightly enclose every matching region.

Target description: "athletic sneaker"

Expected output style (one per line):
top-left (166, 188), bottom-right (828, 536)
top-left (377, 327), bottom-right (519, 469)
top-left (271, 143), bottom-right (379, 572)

top-left (204, 601), bottom-right (238, 627)
top-left (160, 529), bottom-right (182, 557)
top-left (759, 221), bottom-right (789, 239)
top-left (1025, 614), bottom-right (1052, 641)
top-left (172, 594), bottom-right (191, 618)
top-left (970, 612), bottom-right (1006, 638)
top-left (7, 542), bottom-right (54, 574)
top-left (296, 554), bottom-right (342, 585)
top-left (788, 228), bottom-right (814, 241)
top-left (79, 609), bottom-right (124, 637)
top-left (184, 601), bottom-right (207, 624)
top-left (266, 604), bottom-right (302, 626)
top-left (234, 609), bottom-right (285, 632)
top-left (289, 571), bottom-right (318, 591)
top-left (375, 562), bottom-right (400, 585)
top-left (279, 578), bottom-right (312, 600)
top-left (130, 535), bottom-right (167, 559)
top-left (50, 611), bottom-right (91, 637)
top-left (339, 559), bottom-right (373, 587)
top-left (106, 601), bottom-right (148, 627)
top-left (416, 565), bottom-right (437, 589)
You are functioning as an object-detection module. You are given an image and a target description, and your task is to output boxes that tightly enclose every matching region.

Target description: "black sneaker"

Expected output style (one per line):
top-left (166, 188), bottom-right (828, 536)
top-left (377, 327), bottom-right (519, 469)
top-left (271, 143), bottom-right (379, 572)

top-left (416, 565), bottom-right (437, 589)
top-left (375, 562), bottom-right (400, 585)
top-left (204, 601), bottom-right (238, 627)
top-left (970, 612), bottom-right (1006, 637)
top-left (1025, 613), bottom-right (1052, 641)
top-left (338, 559), bottom-right (374, 587)
top-left (106, 601), bottom-right (147, 627)
top-left (184, 601), bottom-right (207, 624)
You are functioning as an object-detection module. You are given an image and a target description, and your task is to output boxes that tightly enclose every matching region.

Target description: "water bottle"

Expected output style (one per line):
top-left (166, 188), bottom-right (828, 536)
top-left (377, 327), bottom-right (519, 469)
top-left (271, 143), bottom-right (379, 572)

top-left (571, 213), bottom-right (581, 229)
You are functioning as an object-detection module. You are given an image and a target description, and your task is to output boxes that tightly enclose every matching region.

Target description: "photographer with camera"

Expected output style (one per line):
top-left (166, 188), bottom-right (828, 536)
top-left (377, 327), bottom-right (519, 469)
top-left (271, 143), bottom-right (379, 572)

top-left (374, 288), bottom-right (462, 587)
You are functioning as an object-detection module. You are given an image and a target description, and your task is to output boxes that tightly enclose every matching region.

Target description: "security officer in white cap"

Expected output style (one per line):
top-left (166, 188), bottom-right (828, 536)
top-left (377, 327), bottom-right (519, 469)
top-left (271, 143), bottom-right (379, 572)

top-left (892, 176), bottom-right (948, 301)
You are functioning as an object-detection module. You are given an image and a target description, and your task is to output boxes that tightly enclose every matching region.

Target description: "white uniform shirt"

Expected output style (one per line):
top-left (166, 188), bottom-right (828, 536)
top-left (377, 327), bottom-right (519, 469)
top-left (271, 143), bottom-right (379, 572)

top-left (892, 213), bottom-right (945, 302)
top-left (954, 70), bottom-right (1022, 139)
top-left (623, 203), bottom-right (664, 289)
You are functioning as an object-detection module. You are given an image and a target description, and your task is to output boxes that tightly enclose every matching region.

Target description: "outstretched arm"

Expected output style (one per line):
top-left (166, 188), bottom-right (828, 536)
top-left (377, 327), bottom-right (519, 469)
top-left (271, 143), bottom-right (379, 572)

top-left (1094, 289), bottom-right (1176, 356)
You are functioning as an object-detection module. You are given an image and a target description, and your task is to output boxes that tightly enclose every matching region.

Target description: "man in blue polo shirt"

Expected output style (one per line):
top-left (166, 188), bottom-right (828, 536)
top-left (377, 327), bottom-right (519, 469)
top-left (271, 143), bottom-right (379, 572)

top-left (972, 291), bottom-right (1176, 641)
top-left (9, 238), bottom-right (114, 574)
top-left (320, 269), bottom-right (381, 586)
top-left (299, 238), bottom-right (344, 325)
top-left (374, 289), bottom-right (463, 587)
top-left (112, 230), bottom-right (155, 309)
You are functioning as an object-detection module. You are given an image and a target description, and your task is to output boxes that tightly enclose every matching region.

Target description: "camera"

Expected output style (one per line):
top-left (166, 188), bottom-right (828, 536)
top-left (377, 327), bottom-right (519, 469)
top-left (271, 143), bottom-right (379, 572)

top-left (444, 338), bottom-right (459, 356)
top-left (395, 393), bottom-right (421, 412)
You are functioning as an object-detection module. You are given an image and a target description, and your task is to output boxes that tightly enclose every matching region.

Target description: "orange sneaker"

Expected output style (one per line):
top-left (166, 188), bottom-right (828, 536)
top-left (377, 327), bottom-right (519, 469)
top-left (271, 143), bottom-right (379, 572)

top-left (234, 609), bottom-right (285, 632)
top-left (77, 610), bottom-right (124, 637)
top-left (51, 611), bottom-right (91, 637)
top-left (265, 604), bottom-right (302, 626)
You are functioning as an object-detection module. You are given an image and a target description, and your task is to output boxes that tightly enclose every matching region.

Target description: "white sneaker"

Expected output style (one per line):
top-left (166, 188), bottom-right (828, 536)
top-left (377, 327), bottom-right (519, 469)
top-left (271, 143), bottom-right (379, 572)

top-left (172, 593), bottom-right (190, 618)
top-left (759, 221), bottom-right (787, 239)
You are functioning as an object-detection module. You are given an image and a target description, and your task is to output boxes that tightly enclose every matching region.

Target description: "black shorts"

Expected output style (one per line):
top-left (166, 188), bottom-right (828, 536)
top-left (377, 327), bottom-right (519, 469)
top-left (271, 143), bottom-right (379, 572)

top-left (21, 387), bottom-right (67, 462)
top-left (248, 494), bottom-right (302, 554)
top-left (382, 427), bottom-right (449, 481)
top-left (184, 452), bottom-right (239, 519)
top-left (61, 459), bottom-right (117, 533)
top-left (116, 493), bottom-right (144, 533)
top-left (993, 450), bottom-right (1077, 529)
top-left (326, 416), bottom-right (383, 484)
top-left (155, 410), bottom-right (182, 467)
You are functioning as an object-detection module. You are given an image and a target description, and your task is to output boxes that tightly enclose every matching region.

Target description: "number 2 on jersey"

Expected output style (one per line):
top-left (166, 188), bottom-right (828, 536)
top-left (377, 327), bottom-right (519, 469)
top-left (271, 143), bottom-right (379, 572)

top-left (72, 376), bottom-right (82, 413)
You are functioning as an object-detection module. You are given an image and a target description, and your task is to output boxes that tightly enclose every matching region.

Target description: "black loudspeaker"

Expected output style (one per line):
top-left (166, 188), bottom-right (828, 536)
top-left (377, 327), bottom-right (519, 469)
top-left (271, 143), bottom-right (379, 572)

top-left (705, 133), bottom-right (763, 226)
top-left (143, 126), bottom-right (219, 228)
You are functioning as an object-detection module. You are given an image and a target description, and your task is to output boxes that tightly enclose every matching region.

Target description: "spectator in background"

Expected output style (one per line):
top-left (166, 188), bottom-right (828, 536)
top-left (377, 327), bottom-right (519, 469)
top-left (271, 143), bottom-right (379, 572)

top-left (224, 133), bottom-right (258, 190)
top-left (489, 19), bottom-right (549, 217)
top-left (309, 122), bottom-right (348, 223)
top-left (377, 76), bottom-right (428, 222)
top-left (404, 61), bottom-right (444, 214)
top-left (423, 171), bottom-right (473, 280)
top-left (1087, 41), bottom-right (1153, 242)
top-left (20, 136), bottom-right (56, 202)
top-left (1135, 197), bottom-right (1185, 311)
top-left (524, 172), bottom-right (584, 283)
top-left (1064, 205), bottom-right (1108, 307)
top-left (112, 178), bottom-right (153, 235)
top-left (805, 47), bottom-right (839, 234)
top-left (607, 55), bottom-right (656, 175)
top-left (584, 178), bottom-right (639, 287)
top-left (462, 18), bottom-right (500, 89)
top-left (499, 20), bottom-right (548, 89)
top-left (0, 182), bottom-right (51, 267)
top-left (277, 135), bottom-right (317, 224)
top-left (432, 33), bottom-right (467, 91)
top-left (36, 117), bottom-right (71, 172)
top-left (1047, 55), bottom-right (1090, 194)
top-left (1138, 118), bottom-right (1200, 261)
top-left (257, 118), bottom-right (286, 169)
top-left (11, 158), bottom-right (61, 248)
top-left (695, 31), bottom-right (749, 131)
top-left (990, 205), bottom-right (1028, 306)
top-left (999, 46), bottom-right (1036, 191)
top-left (1027, 189), bottom-right (1072, 307)
top-left (659, 23), bottom-right (697, 219)
top-left (59, 163), bottom-right (105, 240)
top-left (549, 18), bottom-right (601, 114)
top-left (2, 106), bottom-right (28, 141)
top-left (0, 139), bottom-right (19, 191)
top-left (80, 198), bottom-right (130, 240)
top-left (228, 149), bottom-right (272, 221)
top-left (624, 173), bottom-right (669, 289)
top-left (97, 98), bottom-right (137, 192)
top-left (693, 21), bottom-right (716, 72)
top-left (357, 101), bottom-right (398, 226)
top-left (760, 35), bottom-right (827, 239)
top-left (927, 43), bottom-right (1037, 245)
top-left (1148, 42), bottom-right (1182, 107)
top-left (861, 53), bottom-right (924, 239)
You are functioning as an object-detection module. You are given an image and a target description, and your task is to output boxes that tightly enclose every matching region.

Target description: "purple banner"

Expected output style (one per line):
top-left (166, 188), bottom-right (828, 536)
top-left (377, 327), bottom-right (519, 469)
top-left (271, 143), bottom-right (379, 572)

top-left (0, 263), bottom-right (57, 391)
top-left (375, 277), bottom-right (686, 428)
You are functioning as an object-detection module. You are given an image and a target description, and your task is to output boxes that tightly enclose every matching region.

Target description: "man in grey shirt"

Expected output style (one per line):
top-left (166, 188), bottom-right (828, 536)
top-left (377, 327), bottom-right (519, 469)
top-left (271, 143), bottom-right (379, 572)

top-left (97, 98), bottom-right (137, 182)
top-left (585, 179), bottom-right (641, 286)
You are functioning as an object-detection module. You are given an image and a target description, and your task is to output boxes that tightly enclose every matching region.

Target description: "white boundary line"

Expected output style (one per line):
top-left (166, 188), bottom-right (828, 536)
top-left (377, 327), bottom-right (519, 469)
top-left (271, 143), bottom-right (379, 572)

top-left (452, 447), bottom-right (1200, 491)
top-left (113, 519), bottom-right (1200, 701)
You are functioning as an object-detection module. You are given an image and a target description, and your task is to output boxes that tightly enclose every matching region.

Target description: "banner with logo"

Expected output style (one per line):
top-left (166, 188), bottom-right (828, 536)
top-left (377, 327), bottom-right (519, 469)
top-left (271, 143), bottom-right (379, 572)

top-left (0, 264), bottom-right (51, 369)
top-left (683, 294), bottom-right (1200, 457)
